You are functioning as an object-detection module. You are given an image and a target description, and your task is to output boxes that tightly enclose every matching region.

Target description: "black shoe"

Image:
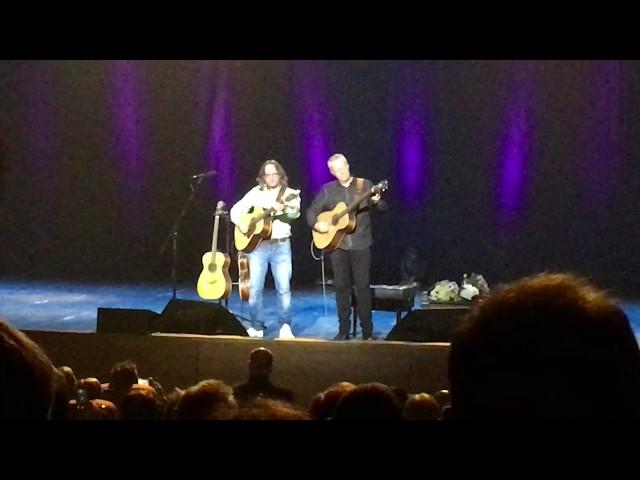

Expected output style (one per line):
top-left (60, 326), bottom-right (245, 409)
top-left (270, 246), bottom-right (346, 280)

top-left (363, 334), bottom-right (377, 341)
top-left (333, 333), bottom-right (351, 341)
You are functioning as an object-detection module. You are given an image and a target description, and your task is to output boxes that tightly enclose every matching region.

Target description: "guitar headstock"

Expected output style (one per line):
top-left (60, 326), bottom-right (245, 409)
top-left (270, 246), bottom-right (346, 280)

top-left (372, 179), bottom-right (389, 195)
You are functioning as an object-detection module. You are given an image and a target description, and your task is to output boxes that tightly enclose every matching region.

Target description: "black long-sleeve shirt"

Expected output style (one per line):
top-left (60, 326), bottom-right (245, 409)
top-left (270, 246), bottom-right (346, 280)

top-left (233, 378), bottom-right (295, 405)
top-left (306, 178), bottom-right (388, 251)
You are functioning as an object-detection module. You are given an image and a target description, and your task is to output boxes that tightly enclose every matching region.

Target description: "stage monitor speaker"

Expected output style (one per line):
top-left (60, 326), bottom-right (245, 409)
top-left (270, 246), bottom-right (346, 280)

top-left (385, 306), bottom-right (471, 342)
top-left (157, 299), bottom-right (248, 336)
top-left (96, 308), bottom-right (159, 335)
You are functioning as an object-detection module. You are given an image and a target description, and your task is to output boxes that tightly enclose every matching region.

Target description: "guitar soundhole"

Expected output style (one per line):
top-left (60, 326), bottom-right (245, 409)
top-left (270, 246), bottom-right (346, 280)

top-left (207, 263), bottom-right (217, 273)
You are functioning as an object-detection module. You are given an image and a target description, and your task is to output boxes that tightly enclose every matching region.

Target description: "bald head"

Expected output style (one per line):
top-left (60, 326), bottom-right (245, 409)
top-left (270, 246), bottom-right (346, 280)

top-left (249, 348), bottom-right (273, 378)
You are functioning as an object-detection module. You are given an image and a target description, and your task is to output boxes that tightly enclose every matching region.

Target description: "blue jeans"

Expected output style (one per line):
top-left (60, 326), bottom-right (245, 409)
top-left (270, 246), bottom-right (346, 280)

top-left (248, 239), bottom-right (292, 329)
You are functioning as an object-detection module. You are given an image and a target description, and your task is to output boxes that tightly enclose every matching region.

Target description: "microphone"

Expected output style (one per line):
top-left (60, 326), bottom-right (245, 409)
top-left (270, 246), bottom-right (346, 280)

top-left (214, 200), bottom-right (227, 216)
top-left (191, 169), bottom-right (217, 179)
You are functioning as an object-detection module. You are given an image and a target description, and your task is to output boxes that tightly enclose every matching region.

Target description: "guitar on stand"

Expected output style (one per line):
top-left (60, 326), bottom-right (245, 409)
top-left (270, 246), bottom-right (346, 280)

top-left (234, 190), bottom-right (300, 253)
top-left (312, 179), bottom-right (389, 251)
top-left (238, 252), bottom-right (250, 301)
top-left (197, 201), bottom-right (232, 300)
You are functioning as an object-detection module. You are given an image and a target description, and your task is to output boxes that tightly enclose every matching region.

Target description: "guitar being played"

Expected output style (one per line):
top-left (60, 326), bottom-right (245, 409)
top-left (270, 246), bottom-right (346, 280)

top-left (229, 160), bottom-right (301, 339)
top-left (311, 178), bottom-right (388, 251)
top-left (306, 153), bottom-right (389, 340)
top-left (233, 190), bottom-right (300, 253)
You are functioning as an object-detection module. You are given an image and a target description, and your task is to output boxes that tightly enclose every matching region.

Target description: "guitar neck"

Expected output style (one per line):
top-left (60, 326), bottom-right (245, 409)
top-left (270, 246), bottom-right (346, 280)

top-left (251, 192), bottom-right (298, 224)
top-left (210, 214), bottom-right (221, 255)
top-left (338, 188), bottom-right (374, 217)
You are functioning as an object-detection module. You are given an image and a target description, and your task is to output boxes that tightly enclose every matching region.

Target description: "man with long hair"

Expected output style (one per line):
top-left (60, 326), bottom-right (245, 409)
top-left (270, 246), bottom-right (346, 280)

top-left (230, 160), bottom-right (301, 338)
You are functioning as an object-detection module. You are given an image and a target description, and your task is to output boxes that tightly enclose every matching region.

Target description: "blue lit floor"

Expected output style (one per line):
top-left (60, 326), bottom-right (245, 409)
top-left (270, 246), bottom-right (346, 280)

top-left (2, 279), bottom-right (640, 342)
top-left (0, 279), bottom-right (399, 340)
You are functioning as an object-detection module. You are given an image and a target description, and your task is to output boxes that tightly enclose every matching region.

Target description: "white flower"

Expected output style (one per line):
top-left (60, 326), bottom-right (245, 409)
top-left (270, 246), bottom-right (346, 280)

top-left (429, 281), bottom-right (460, 302)
top-left (460, 284), bottom-right (480, 301)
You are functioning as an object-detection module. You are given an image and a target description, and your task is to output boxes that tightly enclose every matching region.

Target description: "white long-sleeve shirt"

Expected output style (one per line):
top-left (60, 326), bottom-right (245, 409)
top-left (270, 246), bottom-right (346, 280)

top-left (230, 185), bottom-right (301, 239)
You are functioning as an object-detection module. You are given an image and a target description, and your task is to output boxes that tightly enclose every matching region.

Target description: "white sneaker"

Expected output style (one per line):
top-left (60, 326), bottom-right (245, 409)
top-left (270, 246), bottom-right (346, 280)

top-left (278, 324), bottom-right (295, 339)
top-left (247, 327), bottom-right (264, 338)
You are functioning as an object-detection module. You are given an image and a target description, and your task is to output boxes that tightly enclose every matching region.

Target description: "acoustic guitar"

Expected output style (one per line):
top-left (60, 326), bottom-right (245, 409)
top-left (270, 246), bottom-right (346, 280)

top-left (238, 252), bottom-right (250, 302)
top-left (312, 179), bottom-right (388, 252)
top-left (234, 190), bottom-right (300, 253)
top-left (197, 201), bottom-right (232, 300)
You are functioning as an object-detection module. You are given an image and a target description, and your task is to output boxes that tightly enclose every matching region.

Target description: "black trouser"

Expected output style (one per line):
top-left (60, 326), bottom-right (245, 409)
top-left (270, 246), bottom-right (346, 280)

top-left (329, 247), bottom-right (372, 337)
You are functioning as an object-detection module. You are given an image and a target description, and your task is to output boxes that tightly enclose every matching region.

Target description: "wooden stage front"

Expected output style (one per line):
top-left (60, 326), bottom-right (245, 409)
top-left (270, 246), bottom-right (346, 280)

top-left (26, 330), bottom-right (450, 408)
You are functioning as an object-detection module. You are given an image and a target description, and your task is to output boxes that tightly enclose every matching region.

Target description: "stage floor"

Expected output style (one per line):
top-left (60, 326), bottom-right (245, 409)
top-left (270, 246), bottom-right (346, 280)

top-left (0, 279), bottom-right (403, 340)
top-left (2, 279), bottom-right (640, 342)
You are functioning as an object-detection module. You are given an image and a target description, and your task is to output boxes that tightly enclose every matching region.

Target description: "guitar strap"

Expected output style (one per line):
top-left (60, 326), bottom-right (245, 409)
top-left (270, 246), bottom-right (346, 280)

top-left (355, 178), bottom-right (365, 208)
top-left (274, 186), bottom-right (288, 220)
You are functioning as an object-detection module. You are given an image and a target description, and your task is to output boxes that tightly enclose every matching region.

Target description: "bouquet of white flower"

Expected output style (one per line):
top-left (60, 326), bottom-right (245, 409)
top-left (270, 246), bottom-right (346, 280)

top-left (428, 280), bottom-right (461, 303)
top-left (469, 273), bottom-right (489, 294)
top-left (425, 274), bottom-right (490, 304)
top-left (460, 284), bottom-right (480, 301)
top-left (459, 273), bottom-right (490, 301)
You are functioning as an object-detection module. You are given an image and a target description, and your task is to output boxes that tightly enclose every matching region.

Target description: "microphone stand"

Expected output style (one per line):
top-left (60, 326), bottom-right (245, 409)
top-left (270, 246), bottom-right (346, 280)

top-left (159, 177), bottom-right (204, 299)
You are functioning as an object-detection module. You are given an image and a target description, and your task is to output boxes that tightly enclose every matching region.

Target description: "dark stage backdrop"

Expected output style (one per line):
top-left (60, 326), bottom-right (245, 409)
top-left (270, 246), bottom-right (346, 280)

top-left (1, 60), bottom-right (639, 295)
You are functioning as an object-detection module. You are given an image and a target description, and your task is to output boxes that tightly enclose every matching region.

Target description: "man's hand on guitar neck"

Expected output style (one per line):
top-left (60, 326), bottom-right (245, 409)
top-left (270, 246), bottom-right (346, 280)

top-left (263, 199), bottom-right (285, 214)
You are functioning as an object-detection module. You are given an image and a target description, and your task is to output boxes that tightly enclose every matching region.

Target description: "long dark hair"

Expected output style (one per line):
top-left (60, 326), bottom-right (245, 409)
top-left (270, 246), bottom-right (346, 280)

top-left (256, 159), bottom-right (288, 189)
